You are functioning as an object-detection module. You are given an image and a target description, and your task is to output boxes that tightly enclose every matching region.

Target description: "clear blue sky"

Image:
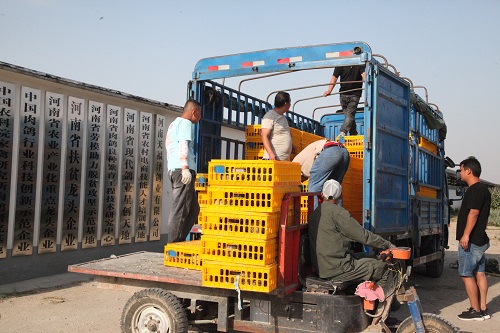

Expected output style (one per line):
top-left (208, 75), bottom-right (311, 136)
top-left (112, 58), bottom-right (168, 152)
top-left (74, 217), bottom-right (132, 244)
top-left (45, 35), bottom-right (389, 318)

top-left (1, 0), bottom-right (499, 183)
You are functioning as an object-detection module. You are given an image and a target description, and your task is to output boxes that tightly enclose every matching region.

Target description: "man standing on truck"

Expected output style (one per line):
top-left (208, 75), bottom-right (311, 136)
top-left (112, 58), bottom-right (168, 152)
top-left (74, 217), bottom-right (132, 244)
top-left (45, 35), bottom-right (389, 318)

top-left (292, 139), bottom-right (350, 208)
top-left (165, 99), bottom-right (202, 243)
top-left (261, 91), bottom-right (293, 161)
top-left (456, 156), bottom-right (491, 321)
top-left (308, 180), bottom-right (395, 291)
top-left (323, 65), bottom-right (366, 138)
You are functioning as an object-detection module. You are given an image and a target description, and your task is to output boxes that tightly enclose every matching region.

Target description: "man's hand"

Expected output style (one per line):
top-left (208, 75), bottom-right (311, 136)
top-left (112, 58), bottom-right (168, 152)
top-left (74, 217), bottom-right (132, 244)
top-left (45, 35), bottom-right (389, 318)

top-left (181, 169), bottom-right (192, 184)
top-left (460, 235), bottom-right (470, 251)
top-left (323, 91), bottom-right (331, 97)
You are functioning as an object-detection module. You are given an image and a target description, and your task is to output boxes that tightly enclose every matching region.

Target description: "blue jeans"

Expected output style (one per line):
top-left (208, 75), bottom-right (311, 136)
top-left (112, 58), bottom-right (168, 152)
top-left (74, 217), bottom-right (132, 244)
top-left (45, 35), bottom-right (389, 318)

top-left (458, 242), bottom-right (490, 277)
top-left (339, 94), bottom-right (360, 135)
top-left (308, 145), bottom-right (350, 208)
top-left (167, 169), bottom-right (200, 243)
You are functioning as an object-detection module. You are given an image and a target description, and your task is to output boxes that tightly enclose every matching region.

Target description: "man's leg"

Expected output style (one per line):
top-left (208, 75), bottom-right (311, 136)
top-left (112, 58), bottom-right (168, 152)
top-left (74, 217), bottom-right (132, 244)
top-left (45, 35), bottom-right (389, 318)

top-left (167, 170), bottom-right (190, 243)
top-left (461, 277), bottom-right (480, 311)
top-left (180, 170), bottom-right (200, 241)
top-left (457, 244), bottom-right (482, 315)
top-left (330, 258), bottom-right (388, 288)
top-left (473, 242), bottom-right (489, 312)
top-left (339, 95), bottom-right (360, 135)
top-left (475, 272), bottom-right (488, 311)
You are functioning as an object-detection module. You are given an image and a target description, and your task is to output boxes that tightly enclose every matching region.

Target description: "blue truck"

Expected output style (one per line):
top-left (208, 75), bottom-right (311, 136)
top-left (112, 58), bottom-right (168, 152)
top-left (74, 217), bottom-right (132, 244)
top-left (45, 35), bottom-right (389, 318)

top-left (192, 41), bottom-right (451, 277)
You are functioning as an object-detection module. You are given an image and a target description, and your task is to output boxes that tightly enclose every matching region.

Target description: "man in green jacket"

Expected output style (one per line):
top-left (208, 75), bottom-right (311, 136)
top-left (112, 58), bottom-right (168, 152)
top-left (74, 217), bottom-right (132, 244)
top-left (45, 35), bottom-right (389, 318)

top-left (308, 179), bottom-right (394, 289)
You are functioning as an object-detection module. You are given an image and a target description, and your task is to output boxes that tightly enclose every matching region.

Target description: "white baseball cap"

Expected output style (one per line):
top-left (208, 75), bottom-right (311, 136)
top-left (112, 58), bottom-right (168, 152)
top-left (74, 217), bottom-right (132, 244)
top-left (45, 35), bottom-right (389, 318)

top-left (322, 179), bottom-right (342, 200)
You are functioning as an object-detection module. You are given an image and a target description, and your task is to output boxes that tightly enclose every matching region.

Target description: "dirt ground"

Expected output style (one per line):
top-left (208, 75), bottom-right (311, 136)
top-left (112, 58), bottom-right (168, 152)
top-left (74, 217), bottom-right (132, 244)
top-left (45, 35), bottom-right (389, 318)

top-left (0, 221), bottom-right (499, 333)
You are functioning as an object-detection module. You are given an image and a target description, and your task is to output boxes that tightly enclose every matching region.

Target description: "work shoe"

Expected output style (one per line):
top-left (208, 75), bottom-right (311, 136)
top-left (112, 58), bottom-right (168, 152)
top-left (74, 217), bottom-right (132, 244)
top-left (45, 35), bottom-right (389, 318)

top-left (481, 309), bottom-right (491, 320)
top-left (460, 307), bottom-right (473, 314)
top-left (337, 132), bottom-right (346, 144)
top-left (457, 308), bottom-right (484, 321)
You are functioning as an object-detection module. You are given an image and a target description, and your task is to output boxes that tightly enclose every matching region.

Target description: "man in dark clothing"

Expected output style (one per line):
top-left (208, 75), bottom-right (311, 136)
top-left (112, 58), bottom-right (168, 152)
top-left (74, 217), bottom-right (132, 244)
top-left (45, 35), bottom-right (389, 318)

top-left (456, 156), bottom-right (491, 321)
top-left (308, 179), bottom-right (394, 290)
top-left (323, 65), bottom-right (365, 137)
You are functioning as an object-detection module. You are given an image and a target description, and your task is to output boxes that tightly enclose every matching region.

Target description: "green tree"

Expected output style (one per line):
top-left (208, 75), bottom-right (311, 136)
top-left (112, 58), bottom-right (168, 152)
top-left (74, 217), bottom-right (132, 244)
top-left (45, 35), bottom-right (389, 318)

top-left (490, 187), bottom-right (500, 226)
top-left (490, 187), bottom-right (500, 210)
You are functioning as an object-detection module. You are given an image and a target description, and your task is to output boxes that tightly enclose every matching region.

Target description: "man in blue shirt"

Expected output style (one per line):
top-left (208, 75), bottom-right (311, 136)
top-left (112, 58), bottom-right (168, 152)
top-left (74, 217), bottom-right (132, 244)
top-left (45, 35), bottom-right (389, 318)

top-left (165, 99), bottom-right (202, 243)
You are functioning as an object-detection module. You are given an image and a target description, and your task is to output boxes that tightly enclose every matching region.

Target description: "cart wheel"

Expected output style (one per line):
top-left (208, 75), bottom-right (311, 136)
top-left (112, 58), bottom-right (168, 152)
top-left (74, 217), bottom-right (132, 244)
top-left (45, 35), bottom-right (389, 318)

top-left (121, 288), bottom-right (188, 333)
top-left (396, 313), bottom-right (458, 333)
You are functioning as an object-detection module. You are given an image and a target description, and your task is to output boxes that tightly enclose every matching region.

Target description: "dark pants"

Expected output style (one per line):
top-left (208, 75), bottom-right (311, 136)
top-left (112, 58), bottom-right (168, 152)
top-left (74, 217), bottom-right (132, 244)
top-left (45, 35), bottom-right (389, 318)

top-left (331, 255), bottom-right (389, 289)
top-left (339, 94), bottom-right (360, 135)
top-left (167, 169), bottom-right (199, 243)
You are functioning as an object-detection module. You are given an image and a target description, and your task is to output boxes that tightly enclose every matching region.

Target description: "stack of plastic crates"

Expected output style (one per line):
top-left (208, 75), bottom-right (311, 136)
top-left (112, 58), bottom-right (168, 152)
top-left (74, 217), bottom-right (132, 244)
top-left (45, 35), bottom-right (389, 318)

top-left (200, 159), bottom-right (301, 293)
top-left (342, 157), bottom-right (363, 223)
top-left (244, 124), bottom-right (303, 160)
top-left (342, 135), bottom-right (364, 223)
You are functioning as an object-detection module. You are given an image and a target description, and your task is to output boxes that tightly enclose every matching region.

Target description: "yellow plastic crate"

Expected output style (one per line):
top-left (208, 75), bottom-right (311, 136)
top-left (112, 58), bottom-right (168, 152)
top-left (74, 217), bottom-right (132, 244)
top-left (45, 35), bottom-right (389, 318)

top-left (290, 127), bottom-right (302, 147)
top-left (195, 173), bottom-right (208, 191)
top-left (302, 131), bottom-right (326, 147)
top-left (164, 240), bottom-right (202, 270)
top-left (245, 139), bottom-right (265, 154)
top-left (207, 185), bottom-right (299, 213)
top-left (201, 235), bottom-right (277, 266)
top-left (342, 157), bottom-right (363, 223)
top-left (287, 207), bottom-right (309, 225)
top-left (202, 261), bottom-right (277, 293)
top-left (198, 191), bottom-right (209, 208)
top-left (245, 151), bottom-right (264, 160)
top-left (208, 159), bottom-right (301, 187)
top-left (348, 150), bottom-right (364, 159)
top-left (245, 124), bottom-right (262, 139)
top-left (343, 135), bottom-right (364, 149)
top-left (417, 185), bottom-right (438, 199)
top-left (418, 137), bottom-right (438, 155)
top-left (200, 210), bottom-right (280, 240)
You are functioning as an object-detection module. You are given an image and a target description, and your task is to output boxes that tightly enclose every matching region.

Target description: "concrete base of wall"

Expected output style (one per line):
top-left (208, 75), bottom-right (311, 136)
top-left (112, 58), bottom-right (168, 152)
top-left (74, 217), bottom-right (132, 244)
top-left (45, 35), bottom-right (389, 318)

top-left (0, 235), bottom-right (168, 285)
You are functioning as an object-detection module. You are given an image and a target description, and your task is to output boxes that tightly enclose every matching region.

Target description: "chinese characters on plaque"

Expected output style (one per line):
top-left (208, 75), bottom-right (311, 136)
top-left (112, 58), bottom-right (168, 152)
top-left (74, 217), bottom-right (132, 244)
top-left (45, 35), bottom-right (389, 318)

top-left (0, 81), bottom-right (166, 258)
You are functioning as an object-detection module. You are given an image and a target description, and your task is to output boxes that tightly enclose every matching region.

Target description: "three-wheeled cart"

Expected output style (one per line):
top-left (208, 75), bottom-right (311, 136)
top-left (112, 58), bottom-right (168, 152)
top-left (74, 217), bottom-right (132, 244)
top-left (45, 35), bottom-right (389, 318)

top-left (69, 193), bottom-right (457, 333)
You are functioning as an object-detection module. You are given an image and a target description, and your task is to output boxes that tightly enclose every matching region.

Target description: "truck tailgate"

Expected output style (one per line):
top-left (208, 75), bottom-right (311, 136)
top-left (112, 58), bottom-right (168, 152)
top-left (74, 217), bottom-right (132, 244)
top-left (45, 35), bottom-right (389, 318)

top-left (68, 251), bottom-right (202, 286)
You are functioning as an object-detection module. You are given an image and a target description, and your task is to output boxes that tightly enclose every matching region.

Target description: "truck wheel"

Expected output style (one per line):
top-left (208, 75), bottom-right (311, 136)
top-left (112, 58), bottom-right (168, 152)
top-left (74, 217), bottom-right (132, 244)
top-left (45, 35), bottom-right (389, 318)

top-left (425, 248), bottom-right (444, 278)
top-left (396, 313), bottom-right (458, 333)
top-left (121, 288), bottom-right (188, 333)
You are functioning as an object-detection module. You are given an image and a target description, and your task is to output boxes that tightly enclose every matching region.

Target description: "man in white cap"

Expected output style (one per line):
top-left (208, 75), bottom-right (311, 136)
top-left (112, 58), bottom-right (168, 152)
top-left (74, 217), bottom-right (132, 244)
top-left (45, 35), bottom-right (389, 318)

top-left (308, 179), bottom-right (395, 289)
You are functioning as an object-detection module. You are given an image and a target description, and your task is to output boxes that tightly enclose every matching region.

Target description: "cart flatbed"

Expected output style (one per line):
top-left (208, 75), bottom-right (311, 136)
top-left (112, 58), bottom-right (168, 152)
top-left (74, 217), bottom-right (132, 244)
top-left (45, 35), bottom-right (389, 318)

top-left (68, 251), bottom-right (202, 286)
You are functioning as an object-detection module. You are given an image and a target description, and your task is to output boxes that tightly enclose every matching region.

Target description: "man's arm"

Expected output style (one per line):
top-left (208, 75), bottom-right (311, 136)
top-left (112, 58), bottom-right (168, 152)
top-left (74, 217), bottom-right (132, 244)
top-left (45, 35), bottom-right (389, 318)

top-left (261, 128), bottom-right (276, 160)
top-left (323, 75), bottom-right (338, 97)
top-left (460, 209), bottom-right (480, 250)
top-left (179, 139), bottom-right (192, 184)
top-left (361, 72), bottom-right (366, 82)
top-left (336, 210), bottom-right (392, 249)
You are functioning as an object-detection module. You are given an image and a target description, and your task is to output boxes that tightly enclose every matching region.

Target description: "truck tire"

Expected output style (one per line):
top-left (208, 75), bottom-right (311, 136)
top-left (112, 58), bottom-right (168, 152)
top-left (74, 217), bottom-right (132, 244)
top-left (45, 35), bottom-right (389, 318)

top-left (425, 248), bottom-right (444, 278)
top-left (396, 313), bottom-right (458, 333)
top-left (121, 288), bottom-right (188, 333)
